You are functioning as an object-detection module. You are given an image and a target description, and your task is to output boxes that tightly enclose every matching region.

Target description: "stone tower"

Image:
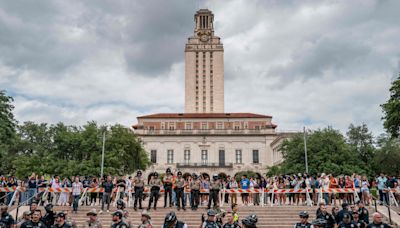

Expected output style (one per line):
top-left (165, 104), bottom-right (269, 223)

top-left (185, 9), bottom-right (224, 113)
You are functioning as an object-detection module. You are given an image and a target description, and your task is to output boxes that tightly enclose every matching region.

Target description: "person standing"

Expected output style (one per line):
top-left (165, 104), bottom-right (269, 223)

top-left (294, 211), bottom-right (312, 228)
top-left (138, 211), bottom-right (152, 228)
top-left (148, 172), bottom-right (162, 210)
top-left (72, 176), bottom-right (83, 213)
top-left (110, 211), bottom-right (128, 228)
top-left (190, 173), bottom-right (201, 210)
top-left (84, 209), bottom-right (102, 228)
top-left (53, 212), bottom-right (71, 228)
top-left (240, 175), bottom-right (250, 206)
top-left (366, 212), bottom-right (390, 228)
top-left (163, 168), bottom-right (174, 208)
top-left (21, 210), bottom-right (46, 228)
top-left (228, 177), bottom-right (238, 205)
top-left (133, 170), bottom-right (144, 211)
top-left (376, 174), bottom-right (388, 205)
top-left (0, 204), bottom-right (15, 228)
top-left (174, 171), bottom-right (186, 211)
top-left (208, 174), bottom-right (221, 209)
top-left (101, 176), bottom-right (114, 213)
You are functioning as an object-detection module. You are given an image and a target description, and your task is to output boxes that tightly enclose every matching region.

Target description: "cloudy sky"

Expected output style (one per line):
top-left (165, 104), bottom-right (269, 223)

top-left (0, 0), bottom-right (399, 135)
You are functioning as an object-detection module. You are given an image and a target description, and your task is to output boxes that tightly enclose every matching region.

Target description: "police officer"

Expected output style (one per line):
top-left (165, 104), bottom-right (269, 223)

top-left (316, 204), bottom-right (336, 228)
top-left (351, 211), bottom-right (366, 228)
top-left (366, 212), bottom-right (390, 228)
top-left (223, 212), bottom-right (240, 228)
top-left (148, 172), bottom-right (162, 210)
top-left (163, 211), bottom-right (187, 228)
top-left (295, 211), bottom-right (312, 228)
top-left (41, 203), bottom-right (56, 227)
top-left (111, 211), bottom-right (129, 228)
top-left (357, 201), bottom-right (369, 224)
top-left (241, 214), bottom-right (258, 228)
top-left (138, 211), bottom-right (152, 228)
top-left (201, 209), bottom-right (219, 228)
top-left (133, 170), bottom-right (145, 211)
top-left (175, 171), bottom-right (186, 211)
top-left (21, 209), bottom-right (46, 228)
top-left (0, 203), bottom-right (15, 228)
top-left (190, 173), bottom-right (201, 210)
top-left (53, 212), bottom-right (71, 228)
top-left (338, 213), bottom-right (357, 228)
top-left (208, 174), bottom-right (221, 209)
top-left (163, 168), bottom-right (174, 208)
top-left (84, 209), bottom-right (102, 228)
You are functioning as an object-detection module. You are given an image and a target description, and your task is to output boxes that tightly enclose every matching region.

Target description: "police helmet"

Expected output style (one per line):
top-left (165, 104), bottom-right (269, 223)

top-left (117, 199), bottom-right (125, 206)
top-left (112, 210), bottom-right (124, 219)
top-left (299, 211), bottom-right (309, 218)
top-left (154, 172), bottom-right (159, 177)
top-left (242, 214), bottom-right (258, 227)
top-left (207, 209), bottom-right (217, 216)
top-left (164, 211), bottom-right (177, 224)
top-left (177, 171), bottom-right (182, 176)
top-left (44, 203), bottom-right (54, 212)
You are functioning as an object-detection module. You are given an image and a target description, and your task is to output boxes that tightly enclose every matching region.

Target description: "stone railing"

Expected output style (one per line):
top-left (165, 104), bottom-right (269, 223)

top-left (135, 128), bottom-right (274, 135)
top-left (176, 162), bottom-right (233, 168)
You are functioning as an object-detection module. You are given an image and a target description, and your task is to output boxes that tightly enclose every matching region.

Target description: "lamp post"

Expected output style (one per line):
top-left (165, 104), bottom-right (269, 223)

top-left (303, 126), bottom-right (309, 173)
top-left (100, 129), bottom-right (106, 178)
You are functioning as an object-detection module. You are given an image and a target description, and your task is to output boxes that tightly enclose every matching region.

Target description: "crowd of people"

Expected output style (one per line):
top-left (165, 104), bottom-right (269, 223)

top-left (0, 171), bottom-right (398, 227)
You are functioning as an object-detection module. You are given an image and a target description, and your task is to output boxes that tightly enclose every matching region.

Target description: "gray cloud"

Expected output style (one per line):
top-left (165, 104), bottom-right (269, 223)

top-left (0, 0), bottom-right (399, 136)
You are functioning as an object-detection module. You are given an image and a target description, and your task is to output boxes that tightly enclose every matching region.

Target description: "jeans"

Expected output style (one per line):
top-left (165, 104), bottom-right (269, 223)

top-left (379, 189), bottom-right (388, 204)
top-left (102, 192), bottom-right (111, 210)
top-left (72, 195), bottom-right (80, 211)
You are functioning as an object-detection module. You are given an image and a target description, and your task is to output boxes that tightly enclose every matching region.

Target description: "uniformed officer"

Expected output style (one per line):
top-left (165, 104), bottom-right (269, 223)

top-left (41, 203), bottom-right (56, 227)
top-left (316, 204), bottom-right (336, 228)
top-left (163, 168), bottom-right (174, 208)
top-left (357, 201), bottom-right (369, 224)
top-left (174, 171), bottom-right (186, 211)
top-left (84, 209), bottom-right (102, 228)
top-left (351, 211), bottom-right (366, 228)
top-left (21, 209), bottom-right (46, 228)
top-left (111, 210), bottom-right (129, 228)
top-left (294, 211), bottom-right (312, 228)
top-left (201, 209), bottom-right (219, 228)
top-left (0, 203), bottom-right (15, 228)
top-left (223, 212), bottom-right (240, 228)
top-left (148, 172), bottom-right (162, 210)
top-left (366, 212), bottom-right (390, 228)
top-left (138, 211), bottom-right (152, 228)
top-left (163, 211), bottom-right (187, 228)
top-left (208, 174), bottom-right (221, 209)
top-left (116, 199), bottom-right (126, 211)
top-left (241, 214), bottom-right (258, 228)
top-left (338, 213), bottom-right (358, 228)
top-left (53, 212), bottom-right (71, 228)
top-left (190, 173), bottom-right (201, 210)
top-left (133, 170), bottom-right (145, 210)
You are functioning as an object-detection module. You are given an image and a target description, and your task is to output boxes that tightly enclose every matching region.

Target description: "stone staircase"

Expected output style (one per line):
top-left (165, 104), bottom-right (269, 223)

top-left (54, 204), bottom-right (321, 228)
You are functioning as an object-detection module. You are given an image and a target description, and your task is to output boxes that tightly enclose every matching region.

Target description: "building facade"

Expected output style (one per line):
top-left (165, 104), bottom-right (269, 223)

top-left (133, 9), bottom-right (290, 177)
top-left (185, 9), bottom-right (224, 113)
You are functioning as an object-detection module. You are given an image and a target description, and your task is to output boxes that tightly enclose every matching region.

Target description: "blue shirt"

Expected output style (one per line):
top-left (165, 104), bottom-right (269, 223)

top-left (240, 179), bottom-right (250, 190)
top-left (377, 177), bottom-right (387, 190)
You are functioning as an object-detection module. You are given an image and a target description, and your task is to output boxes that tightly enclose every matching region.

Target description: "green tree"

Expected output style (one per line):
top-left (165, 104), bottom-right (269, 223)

top-left (346, 123), bottom-right (375, 175)
top-left (272, 127), bottom-right (367, 176)
top-left (0, 90), bottom-right (17, 174)
top-left (372, 135), bottom-right (400, 176)
top-left (381, 73), bottom-right (400, 138)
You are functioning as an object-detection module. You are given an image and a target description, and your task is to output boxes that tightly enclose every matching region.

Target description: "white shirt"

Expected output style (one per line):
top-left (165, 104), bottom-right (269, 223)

top-left (72, 182), bottom-right (83, 196)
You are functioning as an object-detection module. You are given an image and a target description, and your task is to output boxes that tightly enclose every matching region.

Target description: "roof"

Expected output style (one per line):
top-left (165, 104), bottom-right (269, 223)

top-left (137, 113), bottom-right (272, 119)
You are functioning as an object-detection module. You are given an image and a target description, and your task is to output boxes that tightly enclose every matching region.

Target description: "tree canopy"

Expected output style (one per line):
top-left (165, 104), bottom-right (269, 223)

top-left (381, 73), bottom-right (400, 138)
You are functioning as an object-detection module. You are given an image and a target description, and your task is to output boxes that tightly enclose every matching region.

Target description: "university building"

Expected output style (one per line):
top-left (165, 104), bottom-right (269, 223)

top-left (133, 9), bottom-right (290, 177)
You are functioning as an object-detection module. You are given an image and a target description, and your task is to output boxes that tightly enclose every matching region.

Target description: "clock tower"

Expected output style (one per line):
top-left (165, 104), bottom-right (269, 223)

top-left (185, 9), bottom-right (224, 113)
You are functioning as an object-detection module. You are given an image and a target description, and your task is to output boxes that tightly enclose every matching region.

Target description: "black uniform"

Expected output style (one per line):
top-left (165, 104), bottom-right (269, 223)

top-left (223, 222), bottom-right (240, 228)
top-left (20, 220), bottom-right (47, 228)
top-left (148, 177), bottom-right (162, 210)
top-left (358, 208), bottom-right (369, 224)
top-left (294, 222), bottom-right (312, 228)
top-left (163, 174), bottom-right (173, 207)
top-left (133, 176), bottom-right (144, 209)
top-left (353, 220), bottom-right (366, 228)
top-left (53, 222), bottom-right (72, 228)
top-left (366, 222), bottom-right (391, 228)
top-left (338, 210), bottom-right (353, 223)
top-left (202, 220), bottom-right (219, 228)
top-left (316, 212), bottom-right (336, 228)
top-left (42, 211), bottom-right (56, 227)
top-left (337, 221), bottom-right (358, 228)
top-left (0, 212), bottom-right (15, 228)
top-left (162, 221), bottom-right (186, 228)
top-left (175, 177), bottom-right (185, 210)
top-left (190, 179), bottom-right (201, 210)
top-left (111, 220), bottom-right (129, 228)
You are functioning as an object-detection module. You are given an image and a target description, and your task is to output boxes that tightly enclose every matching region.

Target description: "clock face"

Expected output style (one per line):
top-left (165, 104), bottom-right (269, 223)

top-left (200, 34), bottom-right (209, 42)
